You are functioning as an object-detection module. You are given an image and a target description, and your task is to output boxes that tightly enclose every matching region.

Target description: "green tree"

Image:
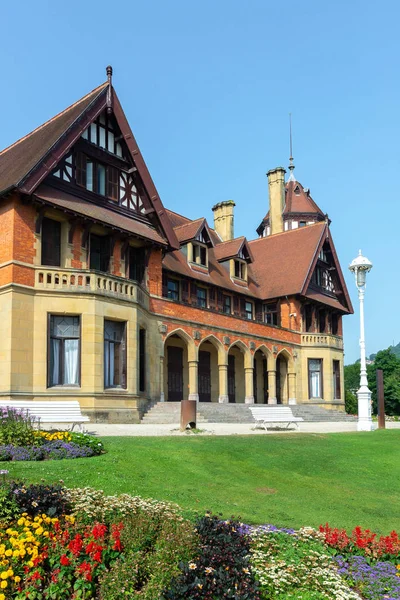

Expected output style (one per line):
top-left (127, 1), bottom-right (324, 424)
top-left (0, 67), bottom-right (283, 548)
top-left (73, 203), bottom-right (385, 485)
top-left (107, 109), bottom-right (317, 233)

top-left (367, 348), bottom-right (400, 416)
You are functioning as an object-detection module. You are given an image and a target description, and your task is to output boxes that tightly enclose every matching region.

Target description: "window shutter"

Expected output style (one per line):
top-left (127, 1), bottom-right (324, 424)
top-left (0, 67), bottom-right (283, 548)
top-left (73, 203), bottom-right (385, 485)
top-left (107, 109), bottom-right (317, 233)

top-left (217, 290), bottom-right (224, 311)
top-left (162, 272), bottom-right (168, 297)
top-left (255, 301), bottom-right (263, 322)
top-left (240, 298), bottom-right (247, 318)
top-left (75, 152), bottom-right (87, 187)
top-left (190, 282), bottom-right (197, 304)
top-left (209, 287), bottom-right (216, 310)
top-left (121, 325), bottom-right (127, 389)
top-left (41, 218), bottom-right (61, 267)
top-left (107, 166), bottom-right (119, 200)
top-left (233, 296), bottom-right (240, 316)
top-left (181, 280), bottom-right (189, 303)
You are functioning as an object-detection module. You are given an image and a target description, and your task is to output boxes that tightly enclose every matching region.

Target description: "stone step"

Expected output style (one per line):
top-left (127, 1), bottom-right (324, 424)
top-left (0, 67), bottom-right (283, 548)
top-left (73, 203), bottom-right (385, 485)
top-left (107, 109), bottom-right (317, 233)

top-left (141, 402), bottom-right (357, 424)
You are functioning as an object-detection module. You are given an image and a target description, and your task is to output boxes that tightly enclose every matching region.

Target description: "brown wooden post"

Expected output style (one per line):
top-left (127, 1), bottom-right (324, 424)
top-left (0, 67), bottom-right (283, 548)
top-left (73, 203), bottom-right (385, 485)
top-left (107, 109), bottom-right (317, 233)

top-left (376, 369), bottom-right (385, 429)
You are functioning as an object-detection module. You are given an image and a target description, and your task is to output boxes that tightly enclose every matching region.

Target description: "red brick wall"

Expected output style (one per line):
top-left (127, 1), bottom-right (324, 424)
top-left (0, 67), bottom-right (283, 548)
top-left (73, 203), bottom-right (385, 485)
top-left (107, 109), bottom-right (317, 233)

top-left (13, 200), bottom-right (36, 264)
top-left (71, 225), bottom-right (83, 269)
top-left (150, 297), bottom-right (301, 346)
top-left (0, 195), bottom-right (35, 287)
top-left (147, 248), bottom-right (163, 296)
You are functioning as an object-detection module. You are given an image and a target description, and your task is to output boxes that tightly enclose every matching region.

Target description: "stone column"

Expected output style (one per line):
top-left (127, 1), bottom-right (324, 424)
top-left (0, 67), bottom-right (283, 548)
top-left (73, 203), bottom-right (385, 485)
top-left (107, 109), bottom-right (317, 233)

top-left (188, 360), bottom-right (199, 402)
top-left (160, 355), bottom-right (165, 402)
top-left (245, 367), bottom-right (254, 404)
top-left (288, 372), bottom-right (297, 405)
top-left (268, 369), bottom-right (277, 404)
top-left (218, 364), bottom-right (229, 403)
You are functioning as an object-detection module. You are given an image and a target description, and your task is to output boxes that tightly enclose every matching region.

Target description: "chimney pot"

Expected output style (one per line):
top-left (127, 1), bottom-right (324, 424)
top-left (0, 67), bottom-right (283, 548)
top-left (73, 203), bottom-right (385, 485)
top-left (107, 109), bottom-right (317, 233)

top-left (212, 200), bottom-right (235, 241)
top-left (267, 167), bottom-right (286, 235)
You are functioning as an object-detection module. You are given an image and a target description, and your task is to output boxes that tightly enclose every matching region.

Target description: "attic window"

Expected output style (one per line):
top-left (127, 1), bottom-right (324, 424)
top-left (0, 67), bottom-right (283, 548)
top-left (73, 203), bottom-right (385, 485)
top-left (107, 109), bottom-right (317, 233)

top-left (192, 243), bottom-right (207, 267)
top-left (82, 112), bottom-right (123, 157)
top-left (234, 259), bottom-right (246, 280)
top-left (294, 185), bottom-right (301, 195)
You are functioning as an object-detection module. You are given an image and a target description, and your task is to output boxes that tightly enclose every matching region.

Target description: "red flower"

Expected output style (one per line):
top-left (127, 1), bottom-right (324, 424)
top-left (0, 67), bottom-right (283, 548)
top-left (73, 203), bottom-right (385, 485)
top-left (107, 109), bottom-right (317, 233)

top-left (60, 554), bottom-right (70, 567)
top-left (92, 523), bottom-right (107, 540)
top-left (113, 538), bottom-right (122, 551)
top-left (31, 571), bottom-right (42, 581)
top-left (93, 550), bottom-right (102, 562)
top-left (68, 534), bottom-right (83, 556)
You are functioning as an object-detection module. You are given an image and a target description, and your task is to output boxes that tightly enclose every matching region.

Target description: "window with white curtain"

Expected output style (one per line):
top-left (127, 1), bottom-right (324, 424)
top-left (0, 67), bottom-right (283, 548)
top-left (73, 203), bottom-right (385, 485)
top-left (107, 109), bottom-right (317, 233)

top-left (49, 316), bottom-right (80, 387)
top-left (104, 320), bottom-right (127, 389)
top-left (308, 359), bottom-right (323, 399)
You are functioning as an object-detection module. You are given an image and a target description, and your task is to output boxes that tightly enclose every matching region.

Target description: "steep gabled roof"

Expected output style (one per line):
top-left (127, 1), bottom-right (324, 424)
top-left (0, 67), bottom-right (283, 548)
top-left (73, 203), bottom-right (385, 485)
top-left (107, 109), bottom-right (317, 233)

top-left (285, 180), bottom-right (324, 216)
top-left (0, 76), bottom-right (179, 249)
top-left (0, 83), bottom-right (108, 195)
top-left (248, 222), bottom-right (352, 312)
top-left (257, 179), bottom-right (326, 234)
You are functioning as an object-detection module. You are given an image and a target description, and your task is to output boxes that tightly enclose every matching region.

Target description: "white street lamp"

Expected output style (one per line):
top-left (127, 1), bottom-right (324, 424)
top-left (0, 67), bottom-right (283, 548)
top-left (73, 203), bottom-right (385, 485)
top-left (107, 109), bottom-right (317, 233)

top-left (349, 250), bottom-right (374, 431)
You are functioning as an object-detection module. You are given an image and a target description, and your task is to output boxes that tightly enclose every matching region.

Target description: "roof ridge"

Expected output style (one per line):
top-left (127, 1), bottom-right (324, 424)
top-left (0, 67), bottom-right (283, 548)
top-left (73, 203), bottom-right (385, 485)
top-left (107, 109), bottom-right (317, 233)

top-left (165, 208), bottom-right (192, 222)
top-left (173, 217), bottom-right (205, 230)
top-left (0, 82), bottom-right (107, 158)
top-left (248, 221), bottom-right (325, 244)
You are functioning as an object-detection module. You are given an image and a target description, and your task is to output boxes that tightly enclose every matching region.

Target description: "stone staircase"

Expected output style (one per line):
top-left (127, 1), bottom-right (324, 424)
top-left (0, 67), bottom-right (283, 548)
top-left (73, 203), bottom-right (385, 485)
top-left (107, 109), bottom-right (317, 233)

top-left (141, 402), bottom-right (356, 424)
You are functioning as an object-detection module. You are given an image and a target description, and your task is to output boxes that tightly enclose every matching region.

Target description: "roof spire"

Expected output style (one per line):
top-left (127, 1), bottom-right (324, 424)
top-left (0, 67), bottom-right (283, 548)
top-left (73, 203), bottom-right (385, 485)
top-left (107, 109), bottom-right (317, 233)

top-left (288, 112), bottom-right (296, 182)
top-left (106, 65), bottom-right (113, 114)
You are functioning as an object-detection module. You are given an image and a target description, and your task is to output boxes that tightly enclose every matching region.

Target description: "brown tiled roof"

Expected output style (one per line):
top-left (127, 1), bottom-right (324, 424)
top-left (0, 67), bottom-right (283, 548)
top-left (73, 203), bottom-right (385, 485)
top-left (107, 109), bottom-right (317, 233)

top-left (248, 223), bottom-right (327, 299)
top-left (174, 218), bottom-right (206, 243)
top-left (163, 246), bottom-right (260, 298)
top-left (285, 180), bottom-right (324, 215)
top-left (213, 236), bottom-right (254, 263)
top-left (165, 209), bottom-right (191, 228)
top-left (213, 237), bottom-right (245, 261)
top-left (0, 83), bottom-right (108, 195)
top-left (34, 184), bottom-right (168, 245)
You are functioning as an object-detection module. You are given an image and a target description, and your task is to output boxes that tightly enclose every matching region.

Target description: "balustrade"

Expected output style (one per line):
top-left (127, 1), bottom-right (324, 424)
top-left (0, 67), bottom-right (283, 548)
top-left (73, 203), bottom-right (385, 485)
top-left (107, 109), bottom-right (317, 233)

top-left (301, 333), bottom-right (343, 349)
top-left (35, 267), bottom-right (149, 309)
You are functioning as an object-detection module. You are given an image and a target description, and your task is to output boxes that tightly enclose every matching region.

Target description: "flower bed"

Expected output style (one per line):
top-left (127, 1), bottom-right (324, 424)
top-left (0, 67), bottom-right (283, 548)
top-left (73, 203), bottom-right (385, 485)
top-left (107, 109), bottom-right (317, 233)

top-left (0, 407), bottom-right (104, 462)
top-left (0, 477), bottom-right (399, 599)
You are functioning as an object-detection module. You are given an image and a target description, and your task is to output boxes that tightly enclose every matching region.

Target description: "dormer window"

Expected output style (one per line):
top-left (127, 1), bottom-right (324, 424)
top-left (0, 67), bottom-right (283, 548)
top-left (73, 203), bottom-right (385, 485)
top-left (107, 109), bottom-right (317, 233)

top-left (232, 259), bottom-right (247, 281)
top-left (192, 243), bottom-right (207, 267)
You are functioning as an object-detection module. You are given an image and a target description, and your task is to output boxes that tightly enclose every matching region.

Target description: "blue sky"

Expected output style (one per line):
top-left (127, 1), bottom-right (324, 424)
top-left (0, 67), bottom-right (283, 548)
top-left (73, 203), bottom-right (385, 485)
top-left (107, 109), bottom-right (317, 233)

top-left (2, 0), bottom-right (398, 364)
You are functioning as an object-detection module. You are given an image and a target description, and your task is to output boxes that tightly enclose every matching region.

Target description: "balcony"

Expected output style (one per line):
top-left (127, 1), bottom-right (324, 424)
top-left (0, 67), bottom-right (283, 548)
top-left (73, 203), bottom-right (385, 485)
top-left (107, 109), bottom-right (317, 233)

top-left (301, 334), bottom-right (343, 350)
top-left (35, 267), bottom-right (149, 310)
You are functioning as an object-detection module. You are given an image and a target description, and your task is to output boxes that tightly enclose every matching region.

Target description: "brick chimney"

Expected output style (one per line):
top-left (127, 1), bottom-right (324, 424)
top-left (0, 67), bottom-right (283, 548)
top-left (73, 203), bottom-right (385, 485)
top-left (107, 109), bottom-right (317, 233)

top-left (212, 200), bottom-right (235, 241)
top-left (267, 167), bottom-right (286, 235)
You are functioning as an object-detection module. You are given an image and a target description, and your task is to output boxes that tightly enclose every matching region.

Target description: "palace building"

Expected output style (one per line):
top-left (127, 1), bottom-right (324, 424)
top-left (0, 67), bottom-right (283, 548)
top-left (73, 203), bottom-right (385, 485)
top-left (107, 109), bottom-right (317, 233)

top-left (0, 68), bottom-right (353, 423)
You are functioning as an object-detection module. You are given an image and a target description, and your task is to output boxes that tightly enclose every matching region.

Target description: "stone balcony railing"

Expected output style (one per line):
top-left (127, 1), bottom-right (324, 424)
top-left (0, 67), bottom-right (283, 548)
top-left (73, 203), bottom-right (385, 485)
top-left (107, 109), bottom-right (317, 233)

top-left (35, 267), bottom-right (149, 310)
top-left (301, 333), bottom-right (344, 350)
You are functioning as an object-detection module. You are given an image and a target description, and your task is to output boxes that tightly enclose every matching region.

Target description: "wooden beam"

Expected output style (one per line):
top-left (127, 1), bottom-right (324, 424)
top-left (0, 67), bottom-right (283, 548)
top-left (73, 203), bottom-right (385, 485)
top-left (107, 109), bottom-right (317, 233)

top-left (35, 206), bottom-right (46, 234)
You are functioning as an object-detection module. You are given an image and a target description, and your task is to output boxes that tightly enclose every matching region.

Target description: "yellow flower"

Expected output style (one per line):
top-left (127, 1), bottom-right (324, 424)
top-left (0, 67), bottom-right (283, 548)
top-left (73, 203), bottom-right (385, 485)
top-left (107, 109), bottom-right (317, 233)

top-left (0, 592), bottom-right (5, 600)
top-left (0, 573), bottom-right (7, 580)
top-left (4, 551), bottom-right (11, 558)
top-left (0, 581), bottom-right (7, 589)
top-left (14, 576), bottom-right (21, 583)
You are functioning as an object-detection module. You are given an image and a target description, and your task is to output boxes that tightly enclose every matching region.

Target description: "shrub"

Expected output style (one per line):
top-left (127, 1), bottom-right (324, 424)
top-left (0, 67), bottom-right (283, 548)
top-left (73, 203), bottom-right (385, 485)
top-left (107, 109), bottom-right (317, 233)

top-left (66, 487), bottom-right (182, 524)
top-left (0, 406), bottom-right (37, 446)
top-left (161, 514), bottom-right (261, 599)
top-left (9, 481), bottom-right (71, 517)
top-left (0, 481), bottom-right (19, 524)
top-left (69, 431), bottom-right (105, 455)
top-left (99, 512), bottom-right (197, 599)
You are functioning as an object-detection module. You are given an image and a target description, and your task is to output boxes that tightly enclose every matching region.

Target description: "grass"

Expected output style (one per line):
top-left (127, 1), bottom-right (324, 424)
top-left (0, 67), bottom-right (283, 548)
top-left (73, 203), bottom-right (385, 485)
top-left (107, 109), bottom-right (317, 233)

top-left (5, 430), bottom-right (400, 534)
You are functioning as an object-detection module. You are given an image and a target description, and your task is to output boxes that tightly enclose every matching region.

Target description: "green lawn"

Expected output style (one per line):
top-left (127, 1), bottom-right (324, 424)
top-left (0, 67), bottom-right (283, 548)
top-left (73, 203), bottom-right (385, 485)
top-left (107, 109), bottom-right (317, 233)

top-left (5, 430), bottom-right (400, 534)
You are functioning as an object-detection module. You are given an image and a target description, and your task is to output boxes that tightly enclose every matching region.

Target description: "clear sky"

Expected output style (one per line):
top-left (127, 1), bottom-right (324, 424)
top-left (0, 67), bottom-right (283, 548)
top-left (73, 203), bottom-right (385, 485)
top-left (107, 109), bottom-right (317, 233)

top-left (2, 0), bottom-right (398, 364)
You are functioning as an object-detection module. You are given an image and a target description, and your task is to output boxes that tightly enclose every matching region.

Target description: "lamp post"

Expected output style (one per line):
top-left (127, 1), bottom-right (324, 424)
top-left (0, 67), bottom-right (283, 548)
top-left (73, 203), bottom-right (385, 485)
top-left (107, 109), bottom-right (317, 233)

top-left (349, 250), bottom-right (373, 431)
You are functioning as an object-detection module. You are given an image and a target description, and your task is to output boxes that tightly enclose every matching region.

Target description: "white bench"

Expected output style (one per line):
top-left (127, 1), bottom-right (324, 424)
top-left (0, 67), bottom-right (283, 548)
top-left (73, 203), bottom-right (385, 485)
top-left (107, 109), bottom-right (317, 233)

top-left (249, 406), bottom-right (303, 430)
top-left (0, 401), bottom-right (90, 432)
